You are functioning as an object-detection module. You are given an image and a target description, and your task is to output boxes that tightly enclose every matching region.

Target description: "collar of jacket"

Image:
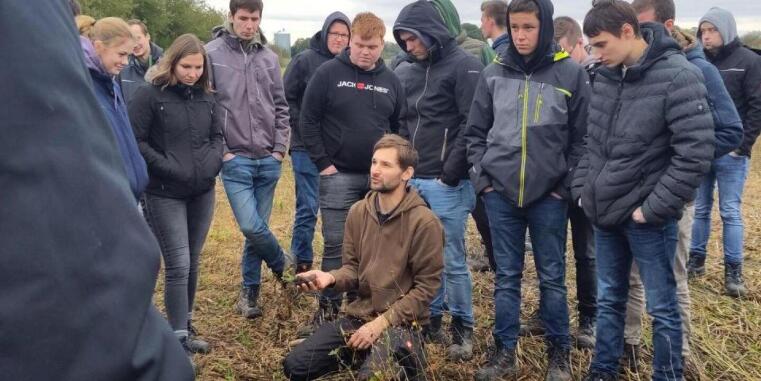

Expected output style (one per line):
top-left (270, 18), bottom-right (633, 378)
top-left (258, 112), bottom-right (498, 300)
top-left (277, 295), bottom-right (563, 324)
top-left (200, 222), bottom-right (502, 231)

top-left (496, 44), bottom-right (568, 73)
top-left (598, 23), bottom-right (680, 83)
top-left (166, 83), bottom-right (204, 99)
top-left (707, 37), bottom-right (742, 62)
top-left (220, 21), bottom-right (265, 53)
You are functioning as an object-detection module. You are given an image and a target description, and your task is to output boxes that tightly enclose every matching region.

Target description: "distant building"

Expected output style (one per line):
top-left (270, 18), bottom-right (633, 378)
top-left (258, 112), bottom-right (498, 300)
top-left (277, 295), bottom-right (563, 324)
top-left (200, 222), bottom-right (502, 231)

top-left (274, 29), bottom-right (291, 57)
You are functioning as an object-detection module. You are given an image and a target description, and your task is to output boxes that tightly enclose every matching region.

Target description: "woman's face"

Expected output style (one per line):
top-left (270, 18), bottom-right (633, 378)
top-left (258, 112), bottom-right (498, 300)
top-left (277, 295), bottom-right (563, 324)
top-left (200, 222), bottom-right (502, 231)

top-left (94, 37), bottom-right (134, 76)
top-left (174, 53), bottom-right (205, 86)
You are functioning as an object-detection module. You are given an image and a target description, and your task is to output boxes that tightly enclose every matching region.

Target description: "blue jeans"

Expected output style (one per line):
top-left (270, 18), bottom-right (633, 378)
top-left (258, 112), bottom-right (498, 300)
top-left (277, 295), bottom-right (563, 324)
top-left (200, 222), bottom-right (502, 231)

top-left (290, 150), bottom-right (319, 265)
top-left (593, 219), bottom-right (682, 380)
top-left (221, 155), bottom-right (286, 287)
top-left (409, 179), bottom-right (476, 327)
top-left (483, 191), bottom-right (570, 349)
top-left (319, 172), bottom-right (369, 308)
top-left (691, 153), bottom-right (748, 265)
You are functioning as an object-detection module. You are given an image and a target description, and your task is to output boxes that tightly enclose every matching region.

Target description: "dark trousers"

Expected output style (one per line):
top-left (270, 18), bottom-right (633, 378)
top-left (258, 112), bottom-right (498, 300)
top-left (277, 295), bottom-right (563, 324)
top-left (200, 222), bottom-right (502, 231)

top-left (472, 196), bottom-right (496, 270)
top-left (283, 318), bottom-right (426, 381)
top-left (568, 203), bottom-right (597, 320)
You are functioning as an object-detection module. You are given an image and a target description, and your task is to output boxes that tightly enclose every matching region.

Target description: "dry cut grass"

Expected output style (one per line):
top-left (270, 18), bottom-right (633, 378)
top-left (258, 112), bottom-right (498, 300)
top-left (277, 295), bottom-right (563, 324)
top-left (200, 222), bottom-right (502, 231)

top-left (152, 152), bottom-right (761, 380)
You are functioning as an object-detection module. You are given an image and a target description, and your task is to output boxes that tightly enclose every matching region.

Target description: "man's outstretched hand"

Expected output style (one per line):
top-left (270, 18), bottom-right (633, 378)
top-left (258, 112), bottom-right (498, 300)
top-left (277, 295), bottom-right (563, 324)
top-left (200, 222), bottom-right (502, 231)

top-left (295, 270), bottom-right (335, 292)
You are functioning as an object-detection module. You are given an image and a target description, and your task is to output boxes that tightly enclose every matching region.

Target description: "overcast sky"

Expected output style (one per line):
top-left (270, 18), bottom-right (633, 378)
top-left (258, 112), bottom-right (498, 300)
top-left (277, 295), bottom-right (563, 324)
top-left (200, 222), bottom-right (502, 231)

top-left (205, 0), bottom-right (761, 42)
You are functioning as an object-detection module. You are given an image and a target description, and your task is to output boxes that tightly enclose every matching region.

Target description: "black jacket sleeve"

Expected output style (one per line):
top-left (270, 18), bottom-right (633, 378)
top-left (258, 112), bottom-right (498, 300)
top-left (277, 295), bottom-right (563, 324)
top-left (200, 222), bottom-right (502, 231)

top-left (390, 78), bottom-right (407, 135)
top-left (283, 54), bottom-right (307, 142)
top-left (553, 66), bottom-right (590, 200)
top-left (441, 55), bottom-right (484, 186)
top-left (128, 86), bottom-right (179, 180)
top-left (464, 72), bottom-right (494, 194)
top-left (737, 52), bottom-right (761, 156)
top-left (300, 66), bottom-right (332, 171)
top-left (641, 69), bottom-right (715, 224)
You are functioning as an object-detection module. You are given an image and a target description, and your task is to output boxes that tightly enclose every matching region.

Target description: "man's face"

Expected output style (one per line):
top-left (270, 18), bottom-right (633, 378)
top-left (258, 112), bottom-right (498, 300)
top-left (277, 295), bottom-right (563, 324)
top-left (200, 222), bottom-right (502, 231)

top-left (326, 21), bottom-right (350, 56)
top-left (588, 28), bottom-right (632, 68)
top-left (129, 24), bottom-right (151, 59)
top-left (558, 36), bottom-right (585, 64)
top-left (480, 12), bottom-right (494, 39)
top-left (509, 12), bottom-right (540, 56)
top-left (398, 31), bottom-right (428, 61)
top-left (637, 8), bottom-right (674, 33)
top-left (370, 148), bottom-right (411, 193)
top-left (700, 22), bottom-right (724, 51)
top-left (175, 53), bottom-right (205, 86)
top-left (230, 8), bottom-right (261, 41)
top-left (349, 35), bottom-right (383, 70)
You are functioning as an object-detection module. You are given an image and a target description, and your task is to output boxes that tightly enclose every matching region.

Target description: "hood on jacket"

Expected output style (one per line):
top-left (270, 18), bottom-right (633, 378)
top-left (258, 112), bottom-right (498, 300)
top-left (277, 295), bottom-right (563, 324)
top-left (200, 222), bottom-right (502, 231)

top-left (429, 0), bottom-right (462, 38)
top-left (671, 25), bottom-right (698, 52)
top-left (363, 187), bottom-right (429, 228)
top-left (698, 7), bottom-right (738, 47)
top-left (503, 0), bottom-right (558, 73)
top-left (211, 20), bottom-right (267, 51)
top-left (310, 11), bottom-right (351, 57)
top-left (80, 36), bottom-right (108, 77)
top-left (598, 22), bottom-right (681, 82)
top-left (393, 0), bottom-right (454, 63)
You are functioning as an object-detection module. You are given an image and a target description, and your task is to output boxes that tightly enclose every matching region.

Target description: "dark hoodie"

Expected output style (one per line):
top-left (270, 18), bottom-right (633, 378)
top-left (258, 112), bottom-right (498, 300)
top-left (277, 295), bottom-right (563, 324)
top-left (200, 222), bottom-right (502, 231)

top-left (698, 7), bottom-right (761, 157)
top-left (1, 1), bottom-right (192, 378)
top-left (120, 42), bottom-right (163, 104)
top-left (465, 0), bottom-right (589, 206)
top-left (300, 48), bottom-right (406, 173)
top-left (393, 0), bottom-right (484, 185)
top-left (572, 23), bottom-right (714, 227)
top-left (283, 12), bottom-right (350, 152)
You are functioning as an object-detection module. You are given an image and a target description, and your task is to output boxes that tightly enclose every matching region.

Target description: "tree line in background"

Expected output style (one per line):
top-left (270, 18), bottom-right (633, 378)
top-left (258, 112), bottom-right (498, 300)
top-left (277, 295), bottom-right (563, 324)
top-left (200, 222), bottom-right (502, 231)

top-left (79, 0), bottom-right (225, 47)
top-left (76, 1), bottom-right (761, 61)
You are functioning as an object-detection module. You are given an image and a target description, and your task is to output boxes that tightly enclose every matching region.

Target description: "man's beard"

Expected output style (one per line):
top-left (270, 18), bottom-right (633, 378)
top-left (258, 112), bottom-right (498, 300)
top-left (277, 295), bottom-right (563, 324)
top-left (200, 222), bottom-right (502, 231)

top-left (371, 179), bottom-right (401, 194)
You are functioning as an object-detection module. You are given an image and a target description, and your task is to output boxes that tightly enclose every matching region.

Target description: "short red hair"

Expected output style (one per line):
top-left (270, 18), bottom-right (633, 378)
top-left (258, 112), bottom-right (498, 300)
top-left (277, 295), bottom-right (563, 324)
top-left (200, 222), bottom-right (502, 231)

top-left (351, 12), bottom-right (386, 40)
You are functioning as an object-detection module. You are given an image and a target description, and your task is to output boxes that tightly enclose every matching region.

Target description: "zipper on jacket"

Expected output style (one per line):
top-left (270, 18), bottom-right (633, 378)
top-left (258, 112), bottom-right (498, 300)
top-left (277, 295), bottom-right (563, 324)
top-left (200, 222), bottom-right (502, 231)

top-left (518, 75), bottom-right (532, 207)
top-left (534, 83), bottom-right (545, 124)
top-left (411, 65), bottom-right (431, 147)
top-left (440, 128), bottom-right (449, 162)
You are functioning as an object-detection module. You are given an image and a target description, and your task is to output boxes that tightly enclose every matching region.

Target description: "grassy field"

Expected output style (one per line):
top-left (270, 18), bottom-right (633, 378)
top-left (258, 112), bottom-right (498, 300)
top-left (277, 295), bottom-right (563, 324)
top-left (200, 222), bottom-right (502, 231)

top-left (153, 152), bottom-right (761, 380)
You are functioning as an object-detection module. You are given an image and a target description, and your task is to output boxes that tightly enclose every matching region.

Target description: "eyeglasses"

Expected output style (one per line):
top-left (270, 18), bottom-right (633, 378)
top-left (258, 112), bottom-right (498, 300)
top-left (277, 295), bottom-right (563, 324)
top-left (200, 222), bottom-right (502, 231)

top-left (327, 32), bottom-right (350, 40)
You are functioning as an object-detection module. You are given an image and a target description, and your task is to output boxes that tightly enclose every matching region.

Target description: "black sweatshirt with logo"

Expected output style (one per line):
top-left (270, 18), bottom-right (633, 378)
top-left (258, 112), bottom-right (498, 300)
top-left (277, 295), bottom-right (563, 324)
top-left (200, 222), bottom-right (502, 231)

top-left (300, 48), bottom-right (406, 173)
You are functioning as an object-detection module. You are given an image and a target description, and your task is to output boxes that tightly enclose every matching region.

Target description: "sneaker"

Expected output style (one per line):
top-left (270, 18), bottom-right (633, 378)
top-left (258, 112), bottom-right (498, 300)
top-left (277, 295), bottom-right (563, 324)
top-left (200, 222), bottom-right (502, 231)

top-left (296, 304), bottom-right (339, 338)
top-left (687, 253), bottom-right (706, 278)
top-left (422, 315), bottom-right (449, 345)
top-left (620, 343), bottom-right (640, 374)
top-left (179, 336), bottom-right (196, 370)
top-left (447, 317), bottom-right (473, 361)
top-left (725, 262), bottom-right (747, 297)
top-left (235, 286), bottom-right (263, 319)
top-left (519, 311), bottom-right (545, 337)
top-left (545, 344), bottom-right (571, 381)
top-left (575, 315), bottom-right (595, 350)
top-left (581, 370), bottom-right (617, 381)
top-left (186, 323), bottom-right (210, 354)
top-left (474, 346), bottom-right (518, 381)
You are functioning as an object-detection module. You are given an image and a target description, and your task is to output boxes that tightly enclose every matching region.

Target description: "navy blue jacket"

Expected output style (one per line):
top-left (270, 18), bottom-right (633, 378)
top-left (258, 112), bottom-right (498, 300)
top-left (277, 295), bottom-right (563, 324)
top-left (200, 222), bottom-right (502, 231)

top-left (683, 43), bottom-right (743, 157)
top-left (491, 33), bottom-right (510, 56)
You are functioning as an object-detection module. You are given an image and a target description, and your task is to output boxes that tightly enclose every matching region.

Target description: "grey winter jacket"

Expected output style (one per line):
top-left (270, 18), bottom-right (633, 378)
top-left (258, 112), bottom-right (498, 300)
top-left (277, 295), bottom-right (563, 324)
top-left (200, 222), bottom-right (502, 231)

top-left (206, 26), bottom-right (290, 158)
top-left (572, 23), bottom-right (715, 227)
top-left (465, 0), bottom-right (589, 207)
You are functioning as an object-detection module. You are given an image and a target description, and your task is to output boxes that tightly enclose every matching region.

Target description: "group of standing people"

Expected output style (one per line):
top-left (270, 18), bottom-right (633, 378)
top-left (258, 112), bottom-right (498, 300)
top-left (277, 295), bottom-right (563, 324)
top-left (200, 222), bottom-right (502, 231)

top-left (53, 0), bottom-right (760, 380)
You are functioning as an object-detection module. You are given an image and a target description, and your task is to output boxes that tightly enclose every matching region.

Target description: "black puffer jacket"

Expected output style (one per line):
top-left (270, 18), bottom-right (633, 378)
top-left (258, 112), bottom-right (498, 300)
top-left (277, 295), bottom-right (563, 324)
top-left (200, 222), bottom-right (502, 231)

top-left (128, 83), bottom-right (224, 198)
top-left (393, 0), bottom-right (483, 186)
top-left (283, 12), bottom-right (351, 152)
top-left (572, 23), bottom-right (715, 227)
top-left (703, 38), bottom-right (761, 157)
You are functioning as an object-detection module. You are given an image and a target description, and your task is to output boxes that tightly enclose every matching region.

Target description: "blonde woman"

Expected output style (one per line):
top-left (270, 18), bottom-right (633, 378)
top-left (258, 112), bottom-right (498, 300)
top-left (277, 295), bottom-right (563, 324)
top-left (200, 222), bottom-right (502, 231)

top-left (129, 34), bottom-right (223, 358)
top-left (80, 17), bottom-right (148, 201)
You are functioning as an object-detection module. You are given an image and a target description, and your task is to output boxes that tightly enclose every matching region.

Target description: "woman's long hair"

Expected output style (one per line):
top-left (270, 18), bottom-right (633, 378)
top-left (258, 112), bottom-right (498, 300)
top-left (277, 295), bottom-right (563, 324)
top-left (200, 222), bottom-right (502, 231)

top-left (148, 34), bottom-right (212, 93)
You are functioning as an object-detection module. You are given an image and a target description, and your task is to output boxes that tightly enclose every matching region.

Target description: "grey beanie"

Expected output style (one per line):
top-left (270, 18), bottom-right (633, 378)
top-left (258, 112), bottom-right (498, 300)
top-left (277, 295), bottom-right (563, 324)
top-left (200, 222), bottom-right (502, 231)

top-left (698, 7), bottom-right (738, 46)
